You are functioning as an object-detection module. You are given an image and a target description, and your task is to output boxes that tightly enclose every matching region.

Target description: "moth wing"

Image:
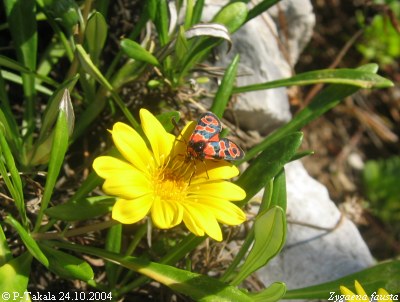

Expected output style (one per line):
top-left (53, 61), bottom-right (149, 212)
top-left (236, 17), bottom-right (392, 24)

top-left (191, 112), bottom-right (222, 142)
top-left (204, 138), bottom-right (244, 160)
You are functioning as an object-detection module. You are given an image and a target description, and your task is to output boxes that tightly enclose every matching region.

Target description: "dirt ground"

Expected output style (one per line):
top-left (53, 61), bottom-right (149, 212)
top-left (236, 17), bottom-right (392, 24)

top-left (295, 0), bottom-right (400, 259)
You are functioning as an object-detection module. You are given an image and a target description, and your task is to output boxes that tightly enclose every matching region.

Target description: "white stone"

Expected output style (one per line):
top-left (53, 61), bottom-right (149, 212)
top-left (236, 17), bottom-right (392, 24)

top-left (253, 161), bottom-right (375, 297)
top-left (268, 0), bottom-right (316, 65)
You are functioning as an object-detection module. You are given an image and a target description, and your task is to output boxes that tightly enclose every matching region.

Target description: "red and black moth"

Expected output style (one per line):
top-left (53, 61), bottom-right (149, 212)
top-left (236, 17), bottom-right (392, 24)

top-left (186, 112), bottom-right (245, 161)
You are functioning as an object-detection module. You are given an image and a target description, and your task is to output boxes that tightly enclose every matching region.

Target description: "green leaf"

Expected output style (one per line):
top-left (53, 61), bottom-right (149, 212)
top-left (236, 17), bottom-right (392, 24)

top-left (5, 215), bottom-right (49, 267)
top-left (3, 0), bottom-right (37, 70)
top-left (52, 241), bottom-right (254, 302)
top-left (0, 225), bottom-right (12, 265)
top-left (235, 132), bottom-right (303, 207)
top-left (233, 68), bottom-right (394, 94)
top-left (39, 244), bottom-right (94, 281)
top-left (264, 169), bottom-right (287, 212)
top-left (27, 81), bottom-right (78, 166)
top-left (0, 128), bottom-right (27, 225)
top-left (120, 39), bottom-right (160, 66)
top-left (192, 0), bottom-right (205, 26)
top-left (4, 0), bottom-right (37, 133)
top-left (174, 26), bottom-right (190, 62)
top-left (239, 65), bottom-right (382, 163)
top-left (153, 0), bottom-right (169, 46)
top-left (0, 55), bottom-right (32, 73)
top-left (284, 260), bottom-right (400, 299)
top-left (246, 0), bottom-right (281, 23)
top-left (85, 11), bottom-right (108, 63)
top-left (45, 196), bottom-right (115, 221)
top-left (221, 170), bottom-right (287, 283)
top-left (0, 252), bottom-right (32, 297)
top-left (212, 2), bottom-right (248, 33)
top-left (210, 54), bottom-right (240, 118)
top-left (76, 44), bottom-right (113, 90)
top-left (105, 224), bottom-right (122, 287)
top-left (0, 70), bottom-right (53, 95)
top-left (230, 206), bottom-right (286, 286)
top-left (34, 90), bottom-right (71, 231)
top-left (38, 77), bottom-right (79, 142)
top-left (178, 2), bottom-right (247, 79)
top-left (156, 111), bottom-right (180, 132)
top-left (250, 282), bottom-right (286, 302)
top-left (75, 45), bottom-right (140, 136)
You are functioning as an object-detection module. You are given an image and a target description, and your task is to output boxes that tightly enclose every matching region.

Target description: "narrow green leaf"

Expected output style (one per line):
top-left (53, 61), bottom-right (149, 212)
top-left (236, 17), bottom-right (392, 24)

top-left (0, 225), bottom-right (12, 265)
top-left (235, 132), bottom-right (303, 207)
top-left (222, 170), bottom-right (287, 283)
top-left (174, 26), bottom-right (189, 62)
top-left (52, 241), bottom-right (253, 302)
top-left (239, 65), bottom-right (382, 163)
top-left (4, 0), bottom-right (37, 133)
top-left (246, 0), bottom-right (281, 23)
top-left (0, 72), bottom-right (20, 154)
top-left (38, 78), bottom-right (79, 142)
top-left (3, 0), bottom-right (37, 71)
top-left (39, 244), bottom-right (94, 281)
top-left (120, 39), bottom-right (160, 66)
top-left (284, 260), bottom-right (400, 299)
top-left (212, 2), bottom-right (248, 33)
top-left (5, 215), bottom-right (49, 267)
top-left (251, 282), bottom-right (286, 302)
top-left (231, 207), bottom-right (286, 286)
top-left (75, 45), bottom-right (140, 135)
top-left (34, 90), bottom-right (71, 231)
top-left (184, 0), bottom-right (194, 29)
top-left (192, 0), bottom-right (205, 26)
top-left (0, 70), bottom-right (53, 95)
top-left (85, 11), bottom-right (108, 63)
top-left (105, 224), bottom-right (122, 287)
top-left (0, 128), bottom-right (27, 225)
top-left (45, 196), bottom-right (115, 221)
top-left (0, 252), bottom-right (32, 297)
top-left (210, 54), bottom-right (240, 118)
top-left (266, 169), bottom-right (287, 212)
top-left (233, 68), bottom-right (394, 94)
top-left (154, 0), bottom-right (169, 45)
top-left (0, 55), bottom-right (32, 73)
top-left (76, 44), bottom-right (113, 90)
top-left (178, 2), bottom-right (247, 79)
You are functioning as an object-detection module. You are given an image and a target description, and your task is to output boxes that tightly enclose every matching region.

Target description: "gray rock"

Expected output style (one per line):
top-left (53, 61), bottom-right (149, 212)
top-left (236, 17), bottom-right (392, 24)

top-left (253, 161), bottom-right (375, 297)
top-left (268, 0), bottom-right (316, 65)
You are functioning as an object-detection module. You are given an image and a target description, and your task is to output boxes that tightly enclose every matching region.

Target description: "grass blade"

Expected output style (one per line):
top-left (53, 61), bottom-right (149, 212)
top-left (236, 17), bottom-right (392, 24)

top-left (33, 90), bottom-right (71, 231)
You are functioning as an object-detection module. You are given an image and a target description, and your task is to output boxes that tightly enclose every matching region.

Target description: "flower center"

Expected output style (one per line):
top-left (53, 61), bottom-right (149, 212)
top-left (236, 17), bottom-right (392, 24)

top-left (153, 167), bottom-right (188, 202)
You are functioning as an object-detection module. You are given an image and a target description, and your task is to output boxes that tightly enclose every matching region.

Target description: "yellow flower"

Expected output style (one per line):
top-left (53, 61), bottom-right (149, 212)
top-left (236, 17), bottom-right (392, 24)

top-left (340, 280), bottom-right (394, 302)
top-left (93, 109), bottom-right (246, 241)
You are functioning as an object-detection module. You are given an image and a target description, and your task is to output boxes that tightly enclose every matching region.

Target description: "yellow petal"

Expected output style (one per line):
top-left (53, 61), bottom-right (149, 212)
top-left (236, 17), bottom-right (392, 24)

top-left (377, 288), bottom-right (393, 302)
top-left (192, 160), bottom-right (240, 181)
top-left (182, 204), bottom-right (223, 241)
top-left (182, 210), bottom-right (205, 237)
top-left (354, 281), bottom-right (368, 300)
top-left (112, 195), bottom-right (153, 224)
top-left (140, 109), bottom-right (175, 166)
top-left (93, 156), bottom-right (133, 179)
top-left (93, 156), bottom-right (151, 199)
top-left (111, 122), bottom-right (154, 173)
top-left (171, 121), bottom-right (195, 159)
top-left (188, 196), bottom-right (246, 225)
top-left (340, 285), bottom-right (363, 302)
top-left (151, 197), bottom-right (183, 229)
top-left (188, 180), bottom-right (246, 201)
